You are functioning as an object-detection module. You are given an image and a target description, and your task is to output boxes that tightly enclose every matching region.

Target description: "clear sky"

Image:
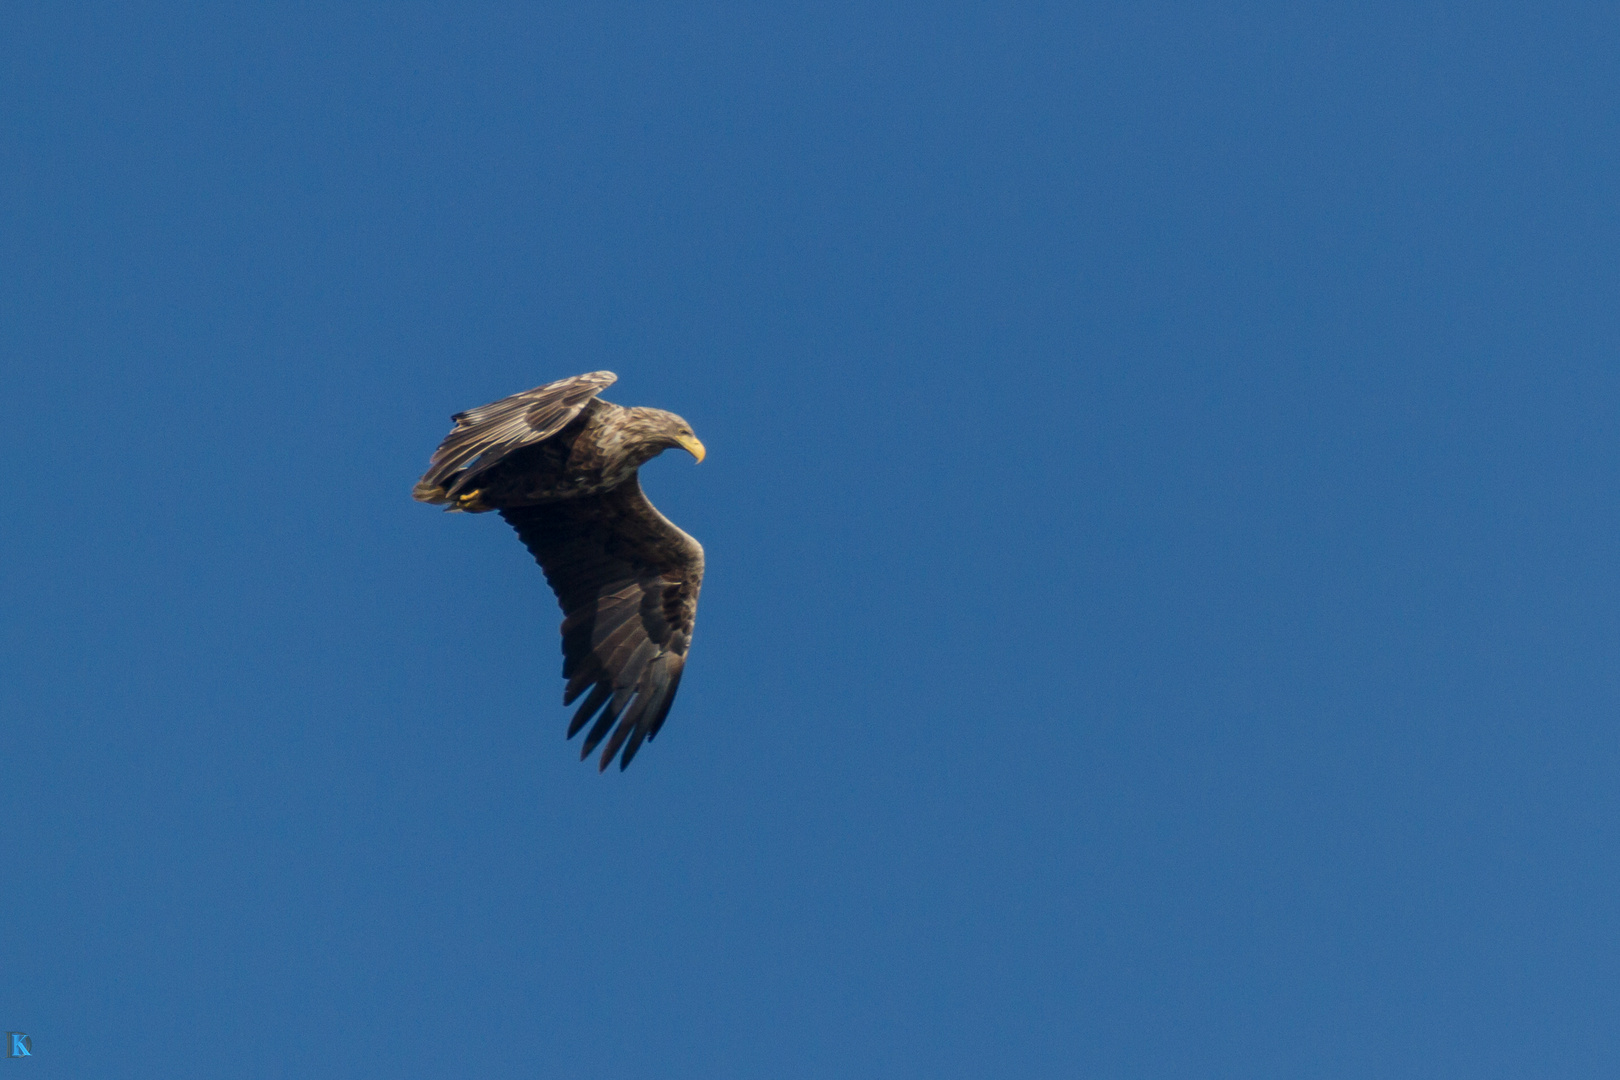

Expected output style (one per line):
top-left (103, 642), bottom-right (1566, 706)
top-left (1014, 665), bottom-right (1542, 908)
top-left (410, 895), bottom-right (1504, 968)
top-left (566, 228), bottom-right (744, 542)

top-left (3, 2), bottom-right (1618, 1077)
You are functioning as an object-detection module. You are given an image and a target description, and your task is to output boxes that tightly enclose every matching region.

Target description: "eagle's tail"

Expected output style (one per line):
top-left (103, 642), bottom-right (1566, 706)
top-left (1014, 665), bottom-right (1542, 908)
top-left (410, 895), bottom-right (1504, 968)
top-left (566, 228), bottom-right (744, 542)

top-left (412, 479), bottom-right (451, 504)
top-left (413, 477), bottom-right (491, 513)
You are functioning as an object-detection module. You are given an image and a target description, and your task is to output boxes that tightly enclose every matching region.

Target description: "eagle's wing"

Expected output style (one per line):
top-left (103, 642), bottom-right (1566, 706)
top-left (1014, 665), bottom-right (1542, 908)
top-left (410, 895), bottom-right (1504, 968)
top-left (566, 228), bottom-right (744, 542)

top-left (414, 371), bottom-right (617, 501)
top-left (500, 476), bottom-right (704, 771)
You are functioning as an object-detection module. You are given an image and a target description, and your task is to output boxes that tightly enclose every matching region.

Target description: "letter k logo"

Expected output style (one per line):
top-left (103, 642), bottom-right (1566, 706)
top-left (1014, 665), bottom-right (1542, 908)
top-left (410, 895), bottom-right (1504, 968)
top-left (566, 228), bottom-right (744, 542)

top-left (6, 1033), bottom-right (29, 1057)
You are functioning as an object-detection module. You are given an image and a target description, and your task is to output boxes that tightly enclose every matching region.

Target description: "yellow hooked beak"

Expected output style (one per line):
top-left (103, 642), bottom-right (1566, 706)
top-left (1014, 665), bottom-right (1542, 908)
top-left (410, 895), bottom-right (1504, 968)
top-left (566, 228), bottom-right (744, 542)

top-left (675, 434), bottom-right (706, 463)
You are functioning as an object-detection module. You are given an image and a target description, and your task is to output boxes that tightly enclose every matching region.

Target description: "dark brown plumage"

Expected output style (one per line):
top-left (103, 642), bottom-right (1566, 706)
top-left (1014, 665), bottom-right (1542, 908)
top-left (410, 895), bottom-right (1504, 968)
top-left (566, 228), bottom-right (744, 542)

top-left (414, 372), bottom-right (705, 771)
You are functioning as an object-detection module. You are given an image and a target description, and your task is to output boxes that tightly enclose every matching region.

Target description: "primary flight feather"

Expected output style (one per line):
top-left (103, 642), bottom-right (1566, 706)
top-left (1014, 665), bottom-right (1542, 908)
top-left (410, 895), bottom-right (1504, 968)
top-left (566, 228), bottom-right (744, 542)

top-left (414, 372), bottom-right (706, 771)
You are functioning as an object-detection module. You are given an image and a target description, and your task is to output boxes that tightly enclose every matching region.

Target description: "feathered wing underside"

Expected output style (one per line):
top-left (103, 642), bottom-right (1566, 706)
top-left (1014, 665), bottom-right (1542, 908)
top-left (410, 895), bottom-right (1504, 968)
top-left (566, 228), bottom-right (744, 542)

top-left (414, 371), bottom-right (617, 501)
top-left (500, 477), bottom-right (704, 771)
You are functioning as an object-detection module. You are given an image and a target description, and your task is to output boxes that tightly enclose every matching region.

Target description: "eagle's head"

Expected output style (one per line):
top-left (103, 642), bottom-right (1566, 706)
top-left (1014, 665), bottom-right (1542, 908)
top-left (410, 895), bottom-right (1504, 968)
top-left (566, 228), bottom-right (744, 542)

top-left (621, 407), bottom-right (706, 464)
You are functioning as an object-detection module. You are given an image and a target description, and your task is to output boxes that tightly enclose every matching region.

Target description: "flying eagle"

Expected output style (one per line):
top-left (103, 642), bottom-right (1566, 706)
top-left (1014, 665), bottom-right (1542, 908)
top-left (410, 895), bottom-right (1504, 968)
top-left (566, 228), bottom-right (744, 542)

top-left (413, 371), bottom-right (706, 771)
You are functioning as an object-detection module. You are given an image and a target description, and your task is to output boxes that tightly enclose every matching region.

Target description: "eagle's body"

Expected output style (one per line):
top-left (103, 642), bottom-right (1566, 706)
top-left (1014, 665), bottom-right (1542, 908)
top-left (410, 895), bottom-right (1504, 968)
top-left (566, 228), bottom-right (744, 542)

top-left (414, 372), bottom-right (706, 771)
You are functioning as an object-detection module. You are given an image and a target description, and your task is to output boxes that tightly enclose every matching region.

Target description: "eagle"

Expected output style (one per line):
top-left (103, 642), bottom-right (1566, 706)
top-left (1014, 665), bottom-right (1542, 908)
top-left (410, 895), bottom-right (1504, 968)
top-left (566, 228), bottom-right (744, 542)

top-left (413, 371), bottom-right (706, 771)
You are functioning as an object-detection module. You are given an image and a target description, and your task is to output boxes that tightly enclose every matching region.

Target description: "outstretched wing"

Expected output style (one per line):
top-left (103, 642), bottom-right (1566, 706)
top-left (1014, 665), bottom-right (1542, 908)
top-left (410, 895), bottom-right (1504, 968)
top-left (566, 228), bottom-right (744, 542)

top-left (500, 476), bottom-right (704, 771)
top-left (414, 371), bottom-right (617, 502)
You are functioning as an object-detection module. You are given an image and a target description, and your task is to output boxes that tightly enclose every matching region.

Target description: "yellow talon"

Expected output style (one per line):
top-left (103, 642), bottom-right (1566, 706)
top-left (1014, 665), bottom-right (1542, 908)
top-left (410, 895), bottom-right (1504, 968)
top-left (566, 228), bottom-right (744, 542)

top-left (452, 489), bottom-right (491, 513)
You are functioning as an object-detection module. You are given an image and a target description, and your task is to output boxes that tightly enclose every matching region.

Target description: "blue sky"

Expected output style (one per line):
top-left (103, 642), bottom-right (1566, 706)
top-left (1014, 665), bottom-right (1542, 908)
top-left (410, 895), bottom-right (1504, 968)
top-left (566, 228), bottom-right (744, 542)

top-left (3, 2), bottom-right (1619, 1077)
